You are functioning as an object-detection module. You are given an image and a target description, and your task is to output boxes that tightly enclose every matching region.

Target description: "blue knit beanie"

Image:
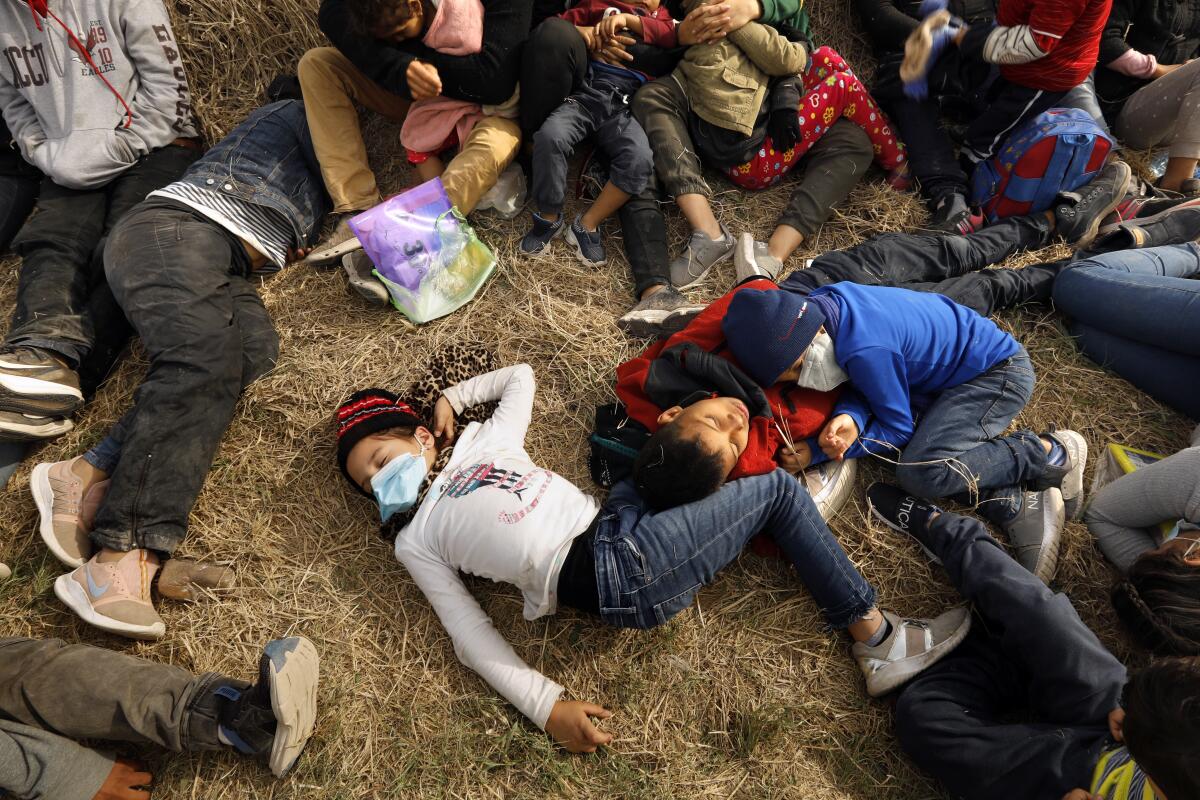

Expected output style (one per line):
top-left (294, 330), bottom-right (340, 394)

top-left (722, 289), bottom-right (826, 386)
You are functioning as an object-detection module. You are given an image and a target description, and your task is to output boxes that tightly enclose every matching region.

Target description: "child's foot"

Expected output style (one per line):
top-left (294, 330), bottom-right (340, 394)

top-left (615, 286), bottom-right (705, 338)
top-left (158, 558), bottom-right (235, 602)
top-left (305, 212), bottom-right (363, 268)
top-left (520, 213), bottom-right (564, 255)
top-left (1054, 160), bottom-right (1133, 247)
top-left (54, 549), bottom-right (165, 640)
top-left (1001, 489), bottom-right (1065, 584)
top-left (865, 482), bottom-right (943, 564)
top-left (565, 214), bottom-right (607, 267)
top-left (886, 163), bottom-right (913, 192)
top-left (217, 636), bottom-right (320, 778)
top-left (31, 456), bottom-right (109, 568)
top-left (803, 459), bottom-right (858, 522)
top-left (341, 251), bottom-right (389, 307)
top-left (851, 607), bottom-right (972, 697)
top-left (669, 223), bottom-right (735, 289)
top-left (1031, 428), bottom-right (1088, 520)
top-left (733, 233), bottom-right (783, 283)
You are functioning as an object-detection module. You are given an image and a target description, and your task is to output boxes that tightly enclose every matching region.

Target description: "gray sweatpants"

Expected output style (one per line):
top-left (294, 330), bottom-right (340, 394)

top-left (1116, 59), bottom-right (1200, 160)
top-left (0, 637), bottom-right (241, 800)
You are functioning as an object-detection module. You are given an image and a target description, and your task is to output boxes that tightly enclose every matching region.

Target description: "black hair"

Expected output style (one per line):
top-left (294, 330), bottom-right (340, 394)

top-left (633, 421), bottom-right (727, 510)
top-left (1112, 548), bottom-right (1200, 656)
top-left (1122, 657), bottom-right (1200, 799)
top-left (347, 0), bottom-right (418, 35)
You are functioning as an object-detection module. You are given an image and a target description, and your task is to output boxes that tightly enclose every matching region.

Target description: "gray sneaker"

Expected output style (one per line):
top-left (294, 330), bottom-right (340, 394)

top-left (734, 233), bottom-right (783, 282)
top-left (803, 458), bottom-right (857, 522)
top-left (304, 212), bottom-right (362, 268)
top-left (616, 287), bottom-right (705, 339)
top-left (1033, 428), bottom-right (1088, 520)
top-left (1055, 160), bottom-right (1132, 247)
top-left (0, 410), bottom-right (73, 441)
top-left (669, 224), bottom-right (734, 288)
top-left (1002, 488), bottom-right (1065, 583)
top-left (851, 607), bottom-right (972, 697)
top-left (0, 347), bottom-right (83, 417)
top-left (342, 251), bottom-right (390, 307)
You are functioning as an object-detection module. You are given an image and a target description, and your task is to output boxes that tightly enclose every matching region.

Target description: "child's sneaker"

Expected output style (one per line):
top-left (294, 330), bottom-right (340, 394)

top-left (565, 214), bottom-right (607, 267)
top-left (865, 482), bottom-right (943, 564)
top-left (31, 456), bottom-right (109, 568)
top-left (734, 233), bottom-right (783, 282)
top-left (304, 212), bottom-right (362, 268)
top-left (341, 251), bottom-right (390, 307)
top-left (1055, 160), bottom-right (1132, 246)
top-left (927, 194), bottom-right (983, 235)
top-left (0, 410), bottom-right (73, 441)
top-left (216, 636), bottom-right (320, 778)
top-left (669, 223), bottom-right (735, 288)
top-left (157, 558), bottom-right (235, 602)
top-left (803, 458), bottom-right (858, 521)
top-left (54, 549), bottom-right (165, 640)
top-left (1031, 428), bottom-right (1088, 520)
top-left (852, 607), bottom-right (972, 697)
top-left (616, 287), bottom-right (705, 338)
top-left (899, 9), bottom-right (963, 100)
top-left (520, 213), bottom-right (564, 255)
top-left (1001, 488), bottom-right (1065, 584)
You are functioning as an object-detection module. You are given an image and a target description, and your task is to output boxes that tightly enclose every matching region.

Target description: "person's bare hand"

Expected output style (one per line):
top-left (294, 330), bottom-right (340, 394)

top-left (407, 60), bottom-right (442, 100)
top-left (1060, 790), bottom-right (1100, 800)
top-left (433, 395), bottom-right (457, 444)
top-left (545, 700), bottom-right (613, 753)
top-left (93, 759), bottom-right (152, 800)
top-left (818, 414), bottom-right (859, 461)
top-left (594, 33), bottom-right (636, 64)
top-left (595, 13), bottom-right (631, 42)
top-left (678, 4), bottom-right (731, 45)
top-left (777, 442), bottom-right (812, 474)
top-left (286, 246), bottom-right (312, 263)
top-left (1153, 62), bottom-right (1185, 79)
top-left (1107, 707), bottom-right (1125, 742)
top-left (576, 24), bottom-right (598, 51)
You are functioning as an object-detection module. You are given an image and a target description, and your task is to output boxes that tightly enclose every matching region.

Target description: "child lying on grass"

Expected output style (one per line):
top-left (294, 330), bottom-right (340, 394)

top-left (337, 346), bottom-right (972, 752)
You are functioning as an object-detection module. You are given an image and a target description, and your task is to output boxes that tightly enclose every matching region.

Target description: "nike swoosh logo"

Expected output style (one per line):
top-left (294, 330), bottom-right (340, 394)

top-left (85, 567), bottom-right (110, 599)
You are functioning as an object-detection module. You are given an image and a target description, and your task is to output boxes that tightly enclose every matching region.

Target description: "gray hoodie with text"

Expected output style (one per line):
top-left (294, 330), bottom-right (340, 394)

top-left (0, 0), bottom-right (198, 189)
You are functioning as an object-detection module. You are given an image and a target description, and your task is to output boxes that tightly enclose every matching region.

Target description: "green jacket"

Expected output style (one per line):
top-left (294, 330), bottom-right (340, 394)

top-left (761, 0), bottom-right (810, 34)
top-left (672, 0), bottom-right (808, 136)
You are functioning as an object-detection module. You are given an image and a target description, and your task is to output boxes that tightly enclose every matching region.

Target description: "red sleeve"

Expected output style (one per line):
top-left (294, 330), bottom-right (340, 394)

top-left (560, 0), bottom-right (604, 26)
top-left (1023, 0), bottom-right (1090, 52)
top-left (638, 10), bottom-right (678, 47)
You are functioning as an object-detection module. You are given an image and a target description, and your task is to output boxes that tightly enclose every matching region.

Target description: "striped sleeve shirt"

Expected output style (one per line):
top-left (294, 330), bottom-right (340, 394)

top-left (149, 181), bottom-right (295, 273)
top-left (1091, 747), bottom-right (1158, 800)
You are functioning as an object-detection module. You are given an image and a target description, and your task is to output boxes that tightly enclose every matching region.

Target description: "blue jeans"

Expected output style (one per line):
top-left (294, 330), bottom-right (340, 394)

top-left (894, 512), bottom-right (1125, 800)
top-left (896, 348), bottom-right (1045, 523)
top-left (593, 470), bottom-right (877, 630)
top-left (1053, 244), bottom-right (1200, 420)
top-left (83, 419), bottom-right (126, 475)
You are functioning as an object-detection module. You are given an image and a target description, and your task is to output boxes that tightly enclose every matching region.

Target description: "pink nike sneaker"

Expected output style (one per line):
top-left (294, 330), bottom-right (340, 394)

top-left (31, 457), bottom-right (109, 568)
top-left (54, 549), bottom-right (165, 640)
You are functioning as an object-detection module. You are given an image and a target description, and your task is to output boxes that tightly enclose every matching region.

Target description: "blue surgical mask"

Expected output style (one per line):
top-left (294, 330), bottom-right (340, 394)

top-left (372, 441), bottom-right (430, 522)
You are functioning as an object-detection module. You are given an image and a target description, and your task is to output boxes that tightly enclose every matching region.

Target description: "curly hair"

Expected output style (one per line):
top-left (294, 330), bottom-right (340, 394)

top-left (1112, 548), bottom-right (1200, 656)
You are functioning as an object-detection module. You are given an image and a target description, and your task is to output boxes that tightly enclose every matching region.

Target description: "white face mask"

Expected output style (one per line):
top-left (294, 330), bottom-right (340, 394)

top-left (796, 331), bottom-right (848, 392)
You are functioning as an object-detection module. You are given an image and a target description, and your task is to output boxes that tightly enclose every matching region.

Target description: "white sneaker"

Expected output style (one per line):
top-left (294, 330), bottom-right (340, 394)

top-left (734, 232), bottom-right (783, 282)
top-left (852, 607), bottom-right (972, 697)
top-left (803, 458), bottom-right (857, 521)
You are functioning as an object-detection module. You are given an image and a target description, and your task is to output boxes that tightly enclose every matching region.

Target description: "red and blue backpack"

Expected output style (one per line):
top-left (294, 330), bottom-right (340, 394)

top-left (970, 107), bottom-right (1114, 223)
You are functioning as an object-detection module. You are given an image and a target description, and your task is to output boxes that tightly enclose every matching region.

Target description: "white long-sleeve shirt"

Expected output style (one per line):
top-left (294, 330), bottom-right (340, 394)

top-left (394, 364), bottom-right (599, 729)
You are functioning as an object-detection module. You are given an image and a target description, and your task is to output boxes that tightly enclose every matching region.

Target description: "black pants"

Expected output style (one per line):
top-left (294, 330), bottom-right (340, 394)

top-left (784, 213), bottom-right (1058, 315)
top-left (5, 144), bottom-right (198, 369)
top-left (894, 513), bottom-right (1126, 800)
top-left (520, 17), bottom-right (589, 140)
top-left (531, 71), bottom-right (653, 216)
top-left (91, 202), bottom-right (279, 555)
top-left (0, 157), bottom-right (38, 255)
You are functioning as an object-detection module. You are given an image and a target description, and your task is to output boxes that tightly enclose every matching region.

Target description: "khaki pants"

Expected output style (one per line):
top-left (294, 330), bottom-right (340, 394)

top-left (297, 47), bottom-right (521, 214)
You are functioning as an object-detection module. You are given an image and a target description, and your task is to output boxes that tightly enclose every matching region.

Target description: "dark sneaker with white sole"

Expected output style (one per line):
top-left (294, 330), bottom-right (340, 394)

top-left (1001, 488), bottom-right (1065, 584)
top-left (1054, 160), bottom-right (1132, 247)
top-left (0, 410), bottom-right (73, 441)
top-left (565, 214), bottom-right (607, 267)
top-left (1032, 428), bottom-right (1088, 520)
top-left (616, 286), bottom-right (705, 338)
top-left (1082, 196), bottom-right (1200, 258)
top-left (668, 224), bottom-right (735, 288)
top-left (0, 347), bottom-right (83, 417)
top-left (852, 607), bottom-right (972, 697)
top-left (342, 251), bottom-right (390, 307)
top-left (215, 636), bottom-right (320, 778)
top-left (865, 482), bottom-right (944, 564)
top-left (520, 212), bottom-right (564, 255)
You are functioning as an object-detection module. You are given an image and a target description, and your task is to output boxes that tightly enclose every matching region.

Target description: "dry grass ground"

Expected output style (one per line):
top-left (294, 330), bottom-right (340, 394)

top-left (0, 1), bottom-right (1193, 798)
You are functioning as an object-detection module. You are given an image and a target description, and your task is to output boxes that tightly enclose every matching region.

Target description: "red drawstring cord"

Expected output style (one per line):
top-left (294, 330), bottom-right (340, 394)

top-left (25, 0), bottom-right (133, 129)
